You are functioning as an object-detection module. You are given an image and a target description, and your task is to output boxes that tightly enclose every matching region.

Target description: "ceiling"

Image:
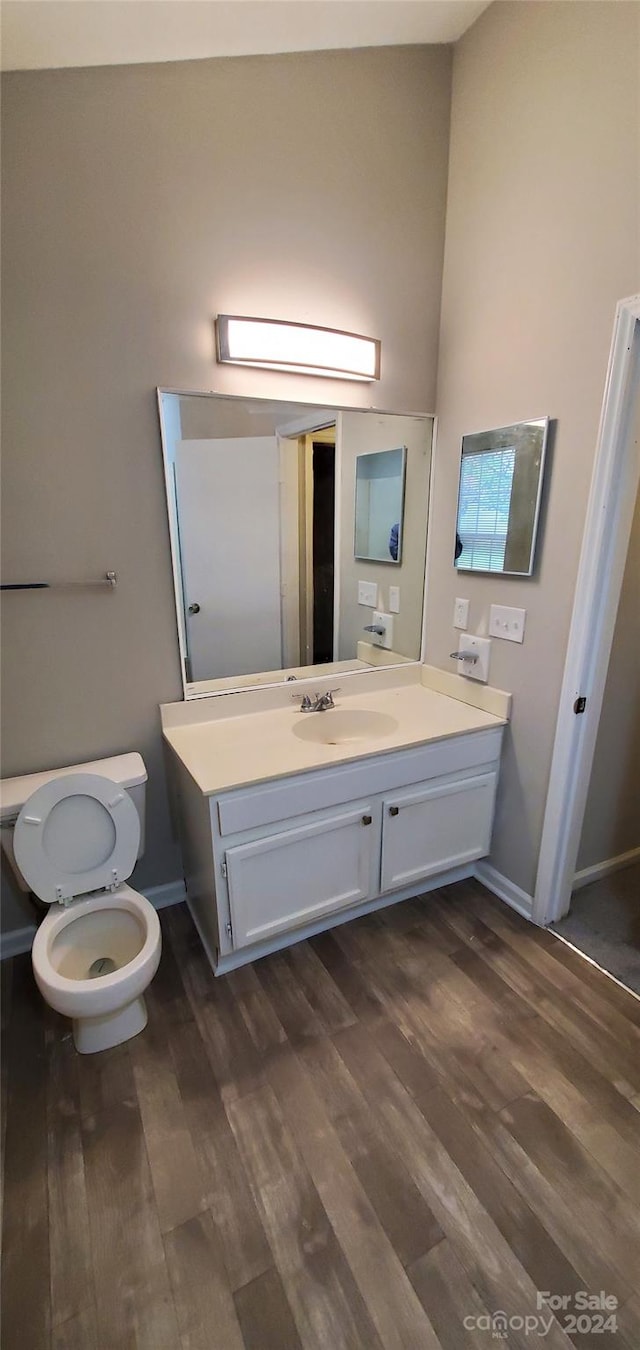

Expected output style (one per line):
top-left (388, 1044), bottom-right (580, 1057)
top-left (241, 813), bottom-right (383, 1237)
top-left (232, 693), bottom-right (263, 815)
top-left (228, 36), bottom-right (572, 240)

top-left (1, 0), bottom-right (491, 73)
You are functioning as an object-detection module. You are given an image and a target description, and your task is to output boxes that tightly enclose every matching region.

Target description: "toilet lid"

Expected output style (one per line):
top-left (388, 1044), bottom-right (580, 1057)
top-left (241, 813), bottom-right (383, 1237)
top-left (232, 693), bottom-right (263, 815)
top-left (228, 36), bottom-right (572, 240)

top-left (13, 773), bottom-right (140, 905)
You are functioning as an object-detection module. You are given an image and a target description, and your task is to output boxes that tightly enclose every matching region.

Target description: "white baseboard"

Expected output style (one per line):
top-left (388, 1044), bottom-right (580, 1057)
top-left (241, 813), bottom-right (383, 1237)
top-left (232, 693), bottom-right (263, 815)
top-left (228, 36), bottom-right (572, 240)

top-left (573, 845), bottom-right (640, 891)
top-left (473, 861), bottom-right (534, 920)
top-left (144, 879), bottom-right (187, 910)
top-left (0, 877), bottom-right (187, 960)
top-left (1, 861), bottom-right (535, 964)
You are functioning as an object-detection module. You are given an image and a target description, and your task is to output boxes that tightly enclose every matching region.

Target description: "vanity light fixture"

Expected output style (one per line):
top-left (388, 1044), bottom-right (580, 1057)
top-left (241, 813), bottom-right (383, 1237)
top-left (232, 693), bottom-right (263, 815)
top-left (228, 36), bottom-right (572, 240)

top-left (215, 315), bottom-right (381, 382)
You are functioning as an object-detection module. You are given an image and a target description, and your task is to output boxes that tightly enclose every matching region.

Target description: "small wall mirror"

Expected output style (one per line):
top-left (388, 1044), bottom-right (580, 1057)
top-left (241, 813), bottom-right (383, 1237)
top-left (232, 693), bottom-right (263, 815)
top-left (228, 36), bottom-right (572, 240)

top-left (455, 417), bottom-right (549, 575)
top-left (354, 446), bottom-right (406, 564)
top-left (157, 391), bottom-right (433, 697)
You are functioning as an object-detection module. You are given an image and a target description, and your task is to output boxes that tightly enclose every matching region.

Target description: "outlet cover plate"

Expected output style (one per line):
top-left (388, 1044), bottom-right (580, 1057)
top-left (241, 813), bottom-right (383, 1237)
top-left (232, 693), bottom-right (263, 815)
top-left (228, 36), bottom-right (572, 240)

top-left (454, 598), bottom-right (469, 629)
top-left (369, 611), bottom-right (393, 650)
top-left (457, 634), bottom-right (491, 682)
top-left (358, 580), bottom-right (377, 607)
top-left (489, 604), bottom-right (526, 643)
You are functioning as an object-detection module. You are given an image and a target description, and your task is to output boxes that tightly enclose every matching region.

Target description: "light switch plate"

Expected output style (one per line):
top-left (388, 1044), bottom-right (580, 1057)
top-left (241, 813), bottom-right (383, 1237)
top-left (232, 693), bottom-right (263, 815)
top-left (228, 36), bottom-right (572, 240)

top-left (358, 580), bottom-right (377, 607)
top-left (489, 604), bottom-right (526, 643)
top-left (454, 598), bottom-right (469, 629)
top-left (388, 586), bottom-right (400, 614)
top-left (456, 634), bottom-right (491, 682)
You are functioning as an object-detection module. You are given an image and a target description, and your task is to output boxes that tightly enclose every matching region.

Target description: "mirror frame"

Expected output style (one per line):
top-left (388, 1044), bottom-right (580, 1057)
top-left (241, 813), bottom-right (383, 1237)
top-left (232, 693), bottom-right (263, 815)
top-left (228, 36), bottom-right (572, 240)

top-left (157, 389), bottom-right (436, 700)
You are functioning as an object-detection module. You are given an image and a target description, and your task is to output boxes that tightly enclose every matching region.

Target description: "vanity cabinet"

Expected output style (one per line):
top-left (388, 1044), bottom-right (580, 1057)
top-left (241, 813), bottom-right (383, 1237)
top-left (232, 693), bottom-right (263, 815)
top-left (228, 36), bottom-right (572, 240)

top-left (224, 802), bottom-right (377, 949)
top-left (167, 723), bottom-right (503, 974)
top-left (380, 772), bottom-right (496, 894)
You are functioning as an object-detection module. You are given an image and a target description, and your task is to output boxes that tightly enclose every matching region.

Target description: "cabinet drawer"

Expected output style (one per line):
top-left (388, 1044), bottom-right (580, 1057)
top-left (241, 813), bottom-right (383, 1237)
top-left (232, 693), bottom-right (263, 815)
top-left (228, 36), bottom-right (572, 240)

top-left (226, 803), bottom-right (377, 949)
top-left (216, 727), bottom-right (503, 835)
top-left (380, 772), bottom-right (496, 893)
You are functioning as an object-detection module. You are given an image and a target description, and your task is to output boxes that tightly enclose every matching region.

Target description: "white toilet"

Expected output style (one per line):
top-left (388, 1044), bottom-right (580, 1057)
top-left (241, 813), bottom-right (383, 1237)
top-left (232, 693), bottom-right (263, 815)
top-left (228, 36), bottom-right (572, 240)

top-left (0, 753), bottom-right (161, 1053)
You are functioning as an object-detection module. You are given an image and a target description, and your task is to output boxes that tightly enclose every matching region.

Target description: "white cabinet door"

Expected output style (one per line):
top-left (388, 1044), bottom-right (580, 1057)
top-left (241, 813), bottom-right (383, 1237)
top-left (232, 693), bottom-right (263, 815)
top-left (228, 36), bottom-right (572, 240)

top-left (225, 805), bottom-right (377, 949)
top-left (380, 772), bottom-right (497, 894)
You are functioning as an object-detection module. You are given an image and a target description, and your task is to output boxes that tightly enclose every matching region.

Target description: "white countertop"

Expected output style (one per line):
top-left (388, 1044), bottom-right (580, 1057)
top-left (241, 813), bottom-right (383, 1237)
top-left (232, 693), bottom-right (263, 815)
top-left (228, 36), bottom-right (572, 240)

top-left (163, 680), bottom-right (507, 797)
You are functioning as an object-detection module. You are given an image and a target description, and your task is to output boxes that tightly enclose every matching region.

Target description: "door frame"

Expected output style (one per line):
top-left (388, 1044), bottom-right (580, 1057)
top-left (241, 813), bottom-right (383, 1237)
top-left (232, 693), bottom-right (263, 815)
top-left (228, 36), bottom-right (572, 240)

top-left (157, 390), bottom-right (191, 690)
top-left (533, 294), bottom-right (640, 925)
top-left (277, 410), bottom-right (340, 665)
top-left (276, 432), bottom-right (302, 669)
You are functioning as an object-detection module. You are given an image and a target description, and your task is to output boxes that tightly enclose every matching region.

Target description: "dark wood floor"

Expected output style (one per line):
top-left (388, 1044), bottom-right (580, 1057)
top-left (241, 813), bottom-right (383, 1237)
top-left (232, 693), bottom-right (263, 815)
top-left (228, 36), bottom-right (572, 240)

top-left (2, 879), bottom-right (640, 1350)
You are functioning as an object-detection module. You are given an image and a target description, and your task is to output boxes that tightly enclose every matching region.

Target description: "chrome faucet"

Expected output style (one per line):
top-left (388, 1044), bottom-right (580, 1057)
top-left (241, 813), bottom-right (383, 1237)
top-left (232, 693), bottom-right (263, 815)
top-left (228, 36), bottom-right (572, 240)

top-left (449, 650), bottom-right (478, 665)
top-left (294, 688), bottom-right (341, 712)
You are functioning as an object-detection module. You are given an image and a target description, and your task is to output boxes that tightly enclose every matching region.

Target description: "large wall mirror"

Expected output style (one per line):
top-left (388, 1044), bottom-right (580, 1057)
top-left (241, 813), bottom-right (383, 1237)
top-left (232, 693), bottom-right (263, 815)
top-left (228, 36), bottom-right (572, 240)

top-left (455, 417), bottom-right (549, 576)
top-left (158, 391), bottom-right (433, 697)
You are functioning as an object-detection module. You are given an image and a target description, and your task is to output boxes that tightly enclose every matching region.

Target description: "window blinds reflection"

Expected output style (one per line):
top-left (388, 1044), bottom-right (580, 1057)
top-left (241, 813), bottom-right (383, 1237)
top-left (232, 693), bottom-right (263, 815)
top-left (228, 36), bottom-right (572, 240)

top-left (457, 446), bottom-right (516, 572)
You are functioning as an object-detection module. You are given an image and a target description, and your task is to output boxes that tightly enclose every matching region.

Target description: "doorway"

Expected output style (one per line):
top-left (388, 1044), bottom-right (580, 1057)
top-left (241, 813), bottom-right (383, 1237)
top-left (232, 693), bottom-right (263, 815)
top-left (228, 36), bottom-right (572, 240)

top-left (552, 464), bottom-right (640, 992)
top-left (278, 418), bottom-right (338, 670)
top-left (534, 296), bottom-right (640, 994)
top-left (311, 440), bottom-right (336, 664)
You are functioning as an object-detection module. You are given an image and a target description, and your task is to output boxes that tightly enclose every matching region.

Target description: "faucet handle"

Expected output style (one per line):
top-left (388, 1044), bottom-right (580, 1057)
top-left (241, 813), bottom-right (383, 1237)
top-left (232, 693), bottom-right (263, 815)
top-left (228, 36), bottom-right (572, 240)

top-left (325, 688), bottom-right (340, 706)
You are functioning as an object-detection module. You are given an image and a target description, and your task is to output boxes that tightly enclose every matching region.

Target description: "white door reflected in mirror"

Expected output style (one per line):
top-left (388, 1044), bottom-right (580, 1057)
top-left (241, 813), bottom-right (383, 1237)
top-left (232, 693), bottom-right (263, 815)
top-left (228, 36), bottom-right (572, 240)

top-left (176, 436), bottom-right (282, 681)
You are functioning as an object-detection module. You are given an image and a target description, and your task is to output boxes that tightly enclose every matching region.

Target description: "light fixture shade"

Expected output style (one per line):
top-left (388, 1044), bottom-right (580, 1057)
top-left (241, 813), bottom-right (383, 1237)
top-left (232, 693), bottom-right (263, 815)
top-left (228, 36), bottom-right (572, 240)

top-left (215, 315), bottom-right (380, 381)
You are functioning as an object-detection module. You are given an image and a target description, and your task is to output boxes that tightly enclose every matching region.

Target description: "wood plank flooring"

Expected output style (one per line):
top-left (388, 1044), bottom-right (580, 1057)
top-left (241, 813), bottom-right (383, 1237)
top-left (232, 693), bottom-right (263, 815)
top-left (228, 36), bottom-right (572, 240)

top-left (2, 878), bottom-right (640, 1349)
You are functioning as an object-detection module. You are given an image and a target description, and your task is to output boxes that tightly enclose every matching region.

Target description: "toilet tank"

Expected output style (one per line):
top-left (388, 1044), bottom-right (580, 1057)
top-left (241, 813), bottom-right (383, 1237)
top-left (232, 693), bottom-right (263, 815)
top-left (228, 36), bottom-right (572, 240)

top-left (0, 753), bottom-right (147, 892)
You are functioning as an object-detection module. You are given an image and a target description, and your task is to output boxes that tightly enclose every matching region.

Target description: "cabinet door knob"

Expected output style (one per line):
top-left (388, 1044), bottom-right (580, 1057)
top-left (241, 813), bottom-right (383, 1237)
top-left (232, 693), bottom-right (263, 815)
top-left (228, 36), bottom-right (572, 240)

top-left (188, 602), bottom-right (200, 615)
top-left (389, 805), bottom-right (400, 817)
top-left (362, 814), bottom-right (372, 826)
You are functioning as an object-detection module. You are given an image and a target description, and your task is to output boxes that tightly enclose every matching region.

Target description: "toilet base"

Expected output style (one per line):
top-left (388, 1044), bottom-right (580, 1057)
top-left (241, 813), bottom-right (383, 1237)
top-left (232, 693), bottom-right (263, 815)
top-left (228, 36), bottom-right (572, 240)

top-left (72, 995), bottom-right (148, 1054)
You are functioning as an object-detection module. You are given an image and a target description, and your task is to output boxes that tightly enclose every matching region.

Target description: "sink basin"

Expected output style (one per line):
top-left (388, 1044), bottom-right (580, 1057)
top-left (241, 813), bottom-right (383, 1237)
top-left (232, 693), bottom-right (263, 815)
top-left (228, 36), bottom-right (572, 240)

top-left (293, 709), bottom-right (398, 746)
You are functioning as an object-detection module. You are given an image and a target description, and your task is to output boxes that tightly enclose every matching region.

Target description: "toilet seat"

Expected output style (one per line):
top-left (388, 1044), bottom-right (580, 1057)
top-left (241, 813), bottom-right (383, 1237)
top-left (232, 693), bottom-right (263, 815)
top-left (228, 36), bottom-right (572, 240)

top-left (13, 772), bottom-right (140, 905)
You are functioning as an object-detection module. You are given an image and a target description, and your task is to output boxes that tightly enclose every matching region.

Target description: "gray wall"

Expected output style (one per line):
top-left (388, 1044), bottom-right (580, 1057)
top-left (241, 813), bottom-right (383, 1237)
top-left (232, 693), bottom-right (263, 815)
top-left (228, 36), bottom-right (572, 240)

top-left (1, 46), bottom-right (452, 930)
top-left (426, 0), bottom-right (640, 896)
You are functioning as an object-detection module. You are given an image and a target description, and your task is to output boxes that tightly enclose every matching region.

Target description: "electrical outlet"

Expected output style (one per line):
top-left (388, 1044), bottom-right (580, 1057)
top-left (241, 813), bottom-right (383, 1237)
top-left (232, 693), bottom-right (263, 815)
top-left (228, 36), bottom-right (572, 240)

top-left (388, 586), bottom-right (400, 614)
top-left (489, 604), bottom-right (526, 643)
top-left (453, 598), bottom-right (469, 629)
top-left (358, 580), bottom-right (377, 607)
top-left (456, 634), bottom-right (491, 682)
